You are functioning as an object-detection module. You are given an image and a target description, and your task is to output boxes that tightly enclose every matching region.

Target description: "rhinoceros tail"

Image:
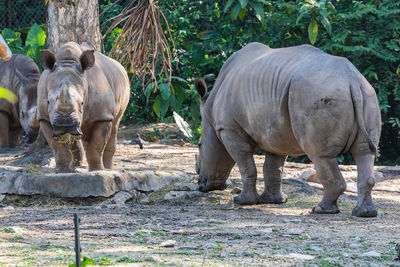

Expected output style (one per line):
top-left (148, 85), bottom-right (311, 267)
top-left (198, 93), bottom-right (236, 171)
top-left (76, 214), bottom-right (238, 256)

top-left (350, 84), bottom-right (377, 154)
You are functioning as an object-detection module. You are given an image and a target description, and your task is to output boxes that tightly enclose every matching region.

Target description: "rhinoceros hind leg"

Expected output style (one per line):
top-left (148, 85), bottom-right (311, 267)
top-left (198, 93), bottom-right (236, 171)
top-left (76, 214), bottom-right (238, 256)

top-left (87, 121), bottom-right (111, 171)
top-left (220, 130), bottom-right (259, 205)
top-left (259, 153), bottom-right (288, 204)
top-left (103, 126), bottom-right (117, 169)
top-left (351, 152), bottom-right (377, 217)
top-left (0, 112), bottom-right (9, 147)
top-left (311, 157), bottom-right (346, 214)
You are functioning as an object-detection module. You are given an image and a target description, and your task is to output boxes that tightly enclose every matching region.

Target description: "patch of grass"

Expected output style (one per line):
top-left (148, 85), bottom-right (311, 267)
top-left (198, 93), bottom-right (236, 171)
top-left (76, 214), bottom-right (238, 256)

top-left (0, 227), bottom-right (14, 233)
top-left (232, 233), bottom-right (242, 239)
top-left (306, 259), bottom-right (344, 267)
top-left (151, 229), bottom-right (167, 237)
top-left (10, 235), bottom-right (24, 241)
top-left (97, 257), bottom-right (115, 265)
top-left (24, 163), bottom-right (42, 174)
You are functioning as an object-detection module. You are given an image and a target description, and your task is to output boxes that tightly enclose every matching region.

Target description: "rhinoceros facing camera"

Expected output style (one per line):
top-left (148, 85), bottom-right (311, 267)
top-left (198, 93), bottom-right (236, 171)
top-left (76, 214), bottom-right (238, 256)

top-left (37, 42), bottom-right (130, 173)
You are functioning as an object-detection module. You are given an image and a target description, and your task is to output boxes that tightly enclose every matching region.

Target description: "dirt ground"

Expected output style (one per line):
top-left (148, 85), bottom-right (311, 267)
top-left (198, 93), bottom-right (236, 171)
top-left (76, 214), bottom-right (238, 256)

top-left (0, 123), bottom-right (400, 266)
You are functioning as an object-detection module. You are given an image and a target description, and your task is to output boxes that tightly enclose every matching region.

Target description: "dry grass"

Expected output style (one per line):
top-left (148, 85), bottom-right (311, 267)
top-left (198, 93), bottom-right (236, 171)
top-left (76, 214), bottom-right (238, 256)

top-left (102, 0), bottom-right (177, 89)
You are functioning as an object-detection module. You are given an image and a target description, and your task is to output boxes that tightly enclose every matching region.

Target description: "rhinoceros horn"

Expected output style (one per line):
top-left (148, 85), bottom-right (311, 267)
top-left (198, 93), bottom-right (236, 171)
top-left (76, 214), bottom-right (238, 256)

top-left (59, 82), bottom-right (72, 105)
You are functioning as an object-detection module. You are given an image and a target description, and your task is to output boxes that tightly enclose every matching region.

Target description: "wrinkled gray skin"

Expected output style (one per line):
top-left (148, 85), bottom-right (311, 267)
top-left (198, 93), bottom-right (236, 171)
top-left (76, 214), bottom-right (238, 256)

top-left (196, 43), bottom-right (381, 217)
top-left (37, 42), bottom-right (130, 173)
top-left (0, 54), bottom-right (40, 148)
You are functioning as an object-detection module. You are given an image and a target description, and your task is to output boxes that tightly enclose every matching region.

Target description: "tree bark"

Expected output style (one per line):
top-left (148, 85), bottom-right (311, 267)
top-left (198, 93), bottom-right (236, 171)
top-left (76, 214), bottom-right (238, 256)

top-left (46, 0), bottom-right (102, 52)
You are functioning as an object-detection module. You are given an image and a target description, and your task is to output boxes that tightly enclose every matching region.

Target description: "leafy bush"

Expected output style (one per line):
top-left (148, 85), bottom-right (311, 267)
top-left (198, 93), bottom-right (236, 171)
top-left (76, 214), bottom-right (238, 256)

top-left (2, 23), bottom-right (46, 67)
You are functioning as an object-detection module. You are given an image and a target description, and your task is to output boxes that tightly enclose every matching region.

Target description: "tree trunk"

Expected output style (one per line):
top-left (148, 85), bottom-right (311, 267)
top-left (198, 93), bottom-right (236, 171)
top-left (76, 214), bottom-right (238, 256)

top-left (46, 0), bottom-right (102, 52)
top-left (32, 0), bottom-right (102, 152)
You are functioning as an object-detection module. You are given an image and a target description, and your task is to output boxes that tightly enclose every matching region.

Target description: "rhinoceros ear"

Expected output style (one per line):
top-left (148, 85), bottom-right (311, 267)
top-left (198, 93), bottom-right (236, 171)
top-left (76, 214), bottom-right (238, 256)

top-left (195, 78), bottom-right (208, 100)
top-left (79, 50), bottom-right (95, 72)
top-left (40, 50), bottom-right (56, 70)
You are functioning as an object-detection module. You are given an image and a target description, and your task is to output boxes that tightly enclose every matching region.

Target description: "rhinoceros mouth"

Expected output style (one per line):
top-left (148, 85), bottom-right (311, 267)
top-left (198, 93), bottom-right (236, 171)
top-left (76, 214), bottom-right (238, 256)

top-left (53, 132), bottom-right (82, 143)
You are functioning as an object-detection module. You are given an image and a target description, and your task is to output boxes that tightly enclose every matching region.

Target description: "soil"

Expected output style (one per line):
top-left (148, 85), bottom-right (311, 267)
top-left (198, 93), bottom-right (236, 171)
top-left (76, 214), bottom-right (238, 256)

top-left (0, 123), bottom-right (399, 266)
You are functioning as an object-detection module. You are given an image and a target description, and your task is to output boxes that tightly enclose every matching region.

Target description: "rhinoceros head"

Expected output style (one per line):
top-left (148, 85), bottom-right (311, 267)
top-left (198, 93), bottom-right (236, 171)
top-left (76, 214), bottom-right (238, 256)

top-left (195, 78), bottom-right (235, 192)
top-left (15, 69), bottom-right (40, 143)
top-left (40, 48), bottom-right (95, 140)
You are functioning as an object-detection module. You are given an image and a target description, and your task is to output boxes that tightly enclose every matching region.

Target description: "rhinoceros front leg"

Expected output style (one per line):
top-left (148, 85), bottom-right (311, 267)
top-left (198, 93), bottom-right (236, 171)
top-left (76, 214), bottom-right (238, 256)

top-left (40, 121), bottom-right (73, 173)
top-left (70, 140), bottom-right (84, 168)
top-left (351, 152), bottom-right (377, 217)
top-left (0, 112), bottom-right (9, 147)
top-left (86, 121), bottom-right (111, 171)
top-left (311, 157), bottom-right (346, 214)
top-left (8, 128), bottom-right (23, 148)
top-left (260, 153), bottom-right (288, 204)
top-left (220, 130), bottom-right (259, 205)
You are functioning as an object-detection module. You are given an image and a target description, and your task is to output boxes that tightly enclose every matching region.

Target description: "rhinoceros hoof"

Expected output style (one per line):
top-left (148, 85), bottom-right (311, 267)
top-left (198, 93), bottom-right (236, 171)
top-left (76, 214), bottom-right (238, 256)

top-left (311, 204), bottom-right (340, 214)
top-left (352, 204), bottom-right (377, 217)
top-left (234, 192), bottom-right (259, 205)
top-left (259, 192), bottom-right (288, 204)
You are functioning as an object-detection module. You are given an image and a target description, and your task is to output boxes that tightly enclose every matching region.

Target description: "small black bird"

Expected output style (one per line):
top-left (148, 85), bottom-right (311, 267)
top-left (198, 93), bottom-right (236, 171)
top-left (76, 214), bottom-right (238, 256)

top-left (130, 134), bottom-right (145, 149)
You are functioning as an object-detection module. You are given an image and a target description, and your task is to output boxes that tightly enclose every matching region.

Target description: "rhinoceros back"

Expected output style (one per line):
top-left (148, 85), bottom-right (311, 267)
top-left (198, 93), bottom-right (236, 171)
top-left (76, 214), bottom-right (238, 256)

top-left (209, 42), bottom-right (379, 156)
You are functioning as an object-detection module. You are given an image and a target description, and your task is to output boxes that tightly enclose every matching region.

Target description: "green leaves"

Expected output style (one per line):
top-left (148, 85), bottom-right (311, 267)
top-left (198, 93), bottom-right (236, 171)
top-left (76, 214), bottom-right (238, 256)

top-left (2, 24), bottom-right (46, 67)
top-left (308, 20), bottom-right (318, 45)
top-left (25, 23), bottom-right (45, 48)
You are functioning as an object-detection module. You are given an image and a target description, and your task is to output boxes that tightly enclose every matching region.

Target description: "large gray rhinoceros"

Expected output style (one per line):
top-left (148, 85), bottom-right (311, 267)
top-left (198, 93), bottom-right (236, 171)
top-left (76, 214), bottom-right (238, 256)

top-left (37, 42), bottom-right (130, 172)
top-left (195, 42), bottom-right (381, 217)
top-left (0, 54), bottom-right (40, 148)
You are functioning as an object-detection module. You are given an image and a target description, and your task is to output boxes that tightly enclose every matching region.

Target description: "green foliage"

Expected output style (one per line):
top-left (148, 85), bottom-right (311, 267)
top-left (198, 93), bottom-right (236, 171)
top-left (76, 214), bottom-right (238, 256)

top-left (2, 23), bottom-right (46, 66)
top-left (69, 256), bottom-right (95, 267)
top-left (100, 0), bottom-right (400, 164)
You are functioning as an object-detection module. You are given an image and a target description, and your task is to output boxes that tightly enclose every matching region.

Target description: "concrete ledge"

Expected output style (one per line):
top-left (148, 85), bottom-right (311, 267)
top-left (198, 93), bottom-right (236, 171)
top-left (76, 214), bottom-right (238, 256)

top-left (0, 166), bottom-right (190, 198)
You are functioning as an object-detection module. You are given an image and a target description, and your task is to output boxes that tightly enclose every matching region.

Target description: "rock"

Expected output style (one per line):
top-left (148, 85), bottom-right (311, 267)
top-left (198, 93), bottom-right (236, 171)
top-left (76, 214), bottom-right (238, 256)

top-left (140, 195), bottom-right (151, 204)
top-left (164, 191), bottom-right (187, 201)
top-left (175, 183), bottom-right (197, 191)
top-left (0, 194), bottom-right (5, 202)
top-left (164, 191), bottom-right (205, 201)
top-left (349, 243), bottom-right (362, 249)
top-left (362, 251), bottom-right (381, 257)
top-left (375, 171), bottom-right (384, 179)
top-left (378, 166), bottom-right (400, 175)
top-left (0, 166), bottom-right (190, 198)
top-left (282, 219), bottom-right (302, 223)
top-left (144, 256), bottom-right (157, 263)
top-left (160, 240), bottom-right (177, 248)
top-left (231, 187), bottom-right (242, 194)
top-left (130, 191), bottom-right (149, 203)
top-left (286, 228), bottom-right (304, 235)
top-left (257, 228), bottom-right (273, 234)
top-left (346, 181), bottom-right (357, 193)
top-left (299, 169), bottom-right (320, 183)
top-left (1, 226), bottom-right (24, 233)
top-left (110, 191), bottom-right (132, 205)
top-left (3, 206), bottom-right (14, 210)
top-left (281, 253), bottom-right (315, 260)
top-left (204, 243), bottom-right (218, 249)
top-left (309, 245), bottom-right (323, 252)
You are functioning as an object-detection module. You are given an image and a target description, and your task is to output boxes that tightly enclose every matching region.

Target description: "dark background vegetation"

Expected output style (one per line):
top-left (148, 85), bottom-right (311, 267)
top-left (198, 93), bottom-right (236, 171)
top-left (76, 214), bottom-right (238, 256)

top-left (2, 0), bottom-right (399, 165)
